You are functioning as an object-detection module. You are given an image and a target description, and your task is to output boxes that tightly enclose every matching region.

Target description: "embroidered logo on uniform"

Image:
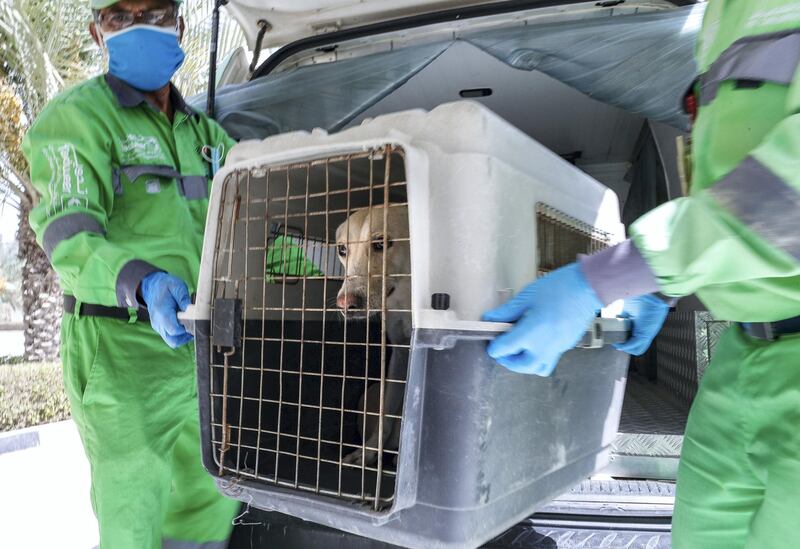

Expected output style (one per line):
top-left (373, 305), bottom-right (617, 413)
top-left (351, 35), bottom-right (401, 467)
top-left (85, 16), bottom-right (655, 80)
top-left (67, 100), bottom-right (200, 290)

top-left (42, 143), bottom-right (89, 215)
top-left (145, 179), bottom-right (161, 194)
top-left (120, 134), bottom-right (165, 163)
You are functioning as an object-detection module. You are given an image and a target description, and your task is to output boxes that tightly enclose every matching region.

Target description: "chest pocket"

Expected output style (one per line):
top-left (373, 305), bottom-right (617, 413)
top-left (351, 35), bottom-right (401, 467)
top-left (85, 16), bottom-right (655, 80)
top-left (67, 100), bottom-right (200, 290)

top-left (111, 164), bottom-right (209, 237)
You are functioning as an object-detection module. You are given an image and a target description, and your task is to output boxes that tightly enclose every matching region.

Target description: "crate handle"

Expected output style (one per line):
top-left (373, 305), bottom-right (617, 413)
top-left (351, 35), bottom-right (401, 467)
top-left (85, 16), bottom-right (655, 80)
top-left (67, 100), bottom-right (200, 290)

top-left (414, 318), bottom-right (631, 351)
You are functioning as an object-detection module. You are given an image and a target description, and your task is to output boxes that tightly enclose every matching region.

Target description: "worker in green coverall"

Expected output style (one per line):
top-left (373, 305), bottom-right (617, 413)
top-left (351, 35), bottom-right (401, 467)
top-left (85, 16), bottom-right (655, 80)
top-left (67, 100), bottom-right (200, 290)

top-left (23, 0), bottom-right (241, 547)
top-left (483, 1), bottom-right (800, 547)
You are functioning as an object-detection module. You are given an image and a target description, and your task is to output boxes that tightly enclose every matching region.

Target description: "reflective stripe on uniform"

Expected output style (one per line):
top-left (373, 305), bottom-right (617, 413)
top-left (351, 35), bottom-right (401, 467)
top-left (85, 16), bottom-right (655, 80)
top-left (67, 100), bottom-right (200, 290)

top-left (113, 164), bottom-right (180, 193)
top-left (709, 156), bottom-right (800, 261)
top-left (179, 175), bottom-right (209, 200)
top-left (115, 259), bottom-right (160, 308)
top-left (113, 164), bottom-right (209, 200)
top-left (699, 29), bottom-right (800, 106)
top-left (42, 212), bottom-right (104, 259)
top-left (162, 539), bottom-right (228, 549)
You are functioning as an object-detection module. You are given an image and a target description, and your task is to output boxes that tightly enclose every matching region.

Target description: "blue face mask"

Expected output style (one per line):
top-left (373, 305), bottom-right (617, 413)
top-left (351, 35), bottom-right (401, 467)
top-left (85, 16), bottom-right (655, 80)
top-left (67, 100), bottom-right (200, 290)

top-left (104, 25), bottom-right (185, 92)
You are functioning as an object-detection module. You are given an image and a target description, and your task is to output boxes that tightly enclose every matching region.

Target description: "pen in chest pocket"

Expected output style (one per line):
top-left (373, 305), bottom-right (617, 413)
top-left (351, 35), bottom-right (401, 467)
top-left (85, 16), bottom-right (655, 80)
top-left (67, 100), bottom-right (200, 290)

top-left (201, 143), bottom-right (224, 178)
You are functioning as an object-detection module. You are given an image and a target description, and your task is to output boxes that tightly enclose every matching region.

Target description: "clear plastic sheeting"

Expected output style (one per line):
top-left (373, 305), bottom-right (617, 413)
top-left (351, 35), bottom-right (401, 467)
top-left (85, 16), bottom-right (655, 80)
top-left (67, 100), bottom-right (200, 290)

top-left (202, 42), bottom-right (452, 140)
top-left (463, 5), bottom-right (704, 130)
top-left (198, 5), bottom-right (703, 140)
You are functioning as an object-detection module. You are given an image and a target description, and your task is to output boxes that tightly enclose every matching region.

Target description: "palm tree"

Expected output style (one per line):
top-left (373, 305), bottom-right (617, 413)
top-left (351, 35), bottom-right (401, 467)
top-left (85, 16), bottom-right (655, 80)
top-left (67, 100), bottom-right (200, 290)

top-left (1, 0), bottom-right (99, 361)
top-left (0, 0), bottom-right (244, 361)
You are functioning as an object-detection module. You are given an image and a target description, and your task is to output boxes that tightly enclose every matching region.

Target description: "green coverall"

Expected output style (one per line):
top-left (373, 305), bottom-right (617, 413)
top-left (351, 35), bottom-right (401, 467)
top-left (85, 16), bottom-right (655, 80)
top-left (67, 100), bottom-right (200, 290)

top-left (23, 74), bottom-right (240, 548)
top-left (626, 2), bottom-right (800, 546)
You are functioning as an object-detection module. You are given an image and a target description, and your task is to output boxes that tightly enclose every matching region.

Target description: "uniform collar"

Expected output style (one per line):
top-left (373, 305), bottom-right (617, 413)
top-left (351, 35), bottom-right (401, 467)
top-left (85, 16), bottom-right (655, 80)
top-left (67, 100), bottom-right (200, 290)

top-left (104, 73), bottom-right (197, 118)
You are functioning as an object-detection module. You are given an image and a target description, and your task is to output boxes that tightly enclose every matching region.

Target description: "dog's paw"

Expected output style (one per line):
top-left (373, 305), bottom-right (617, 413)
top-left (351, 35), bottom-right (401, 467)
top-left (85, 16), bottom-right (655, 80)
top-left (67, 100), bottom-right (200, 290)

top-left (343, 447), bottom-right (378, 467)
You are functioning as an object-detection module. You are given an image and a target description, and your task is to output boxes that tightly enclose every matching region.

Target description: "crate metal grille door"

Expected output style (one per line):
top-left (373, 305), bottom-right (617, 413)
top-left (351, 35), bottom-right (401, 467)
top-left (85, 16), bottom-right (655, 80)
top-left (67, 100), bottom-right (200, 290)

top-left (208, 145), bottom-right (411, 511)
top-left (536, 203), bottom-right (612, 275)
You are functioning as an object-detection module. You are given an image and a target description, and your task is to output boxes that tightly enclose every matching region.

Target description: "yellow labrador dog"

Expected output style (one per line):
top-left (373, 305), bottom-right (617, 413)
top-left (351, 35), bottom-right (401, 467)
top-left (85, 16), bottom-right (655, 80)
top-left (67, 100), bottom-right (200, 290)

top-left (335, 204), bottom-right (411, 466)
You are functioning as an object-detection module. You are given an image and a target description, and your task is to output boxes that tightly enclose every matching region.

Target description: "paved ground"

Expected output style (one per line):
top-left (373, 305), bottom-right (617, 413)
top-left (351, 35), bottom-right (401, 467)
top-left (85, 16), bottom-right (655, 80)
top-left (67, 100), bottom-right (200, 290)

top-left (0, 330), bottom-right (24, 357)
top-left (0, 420), bottom-right (98, 549)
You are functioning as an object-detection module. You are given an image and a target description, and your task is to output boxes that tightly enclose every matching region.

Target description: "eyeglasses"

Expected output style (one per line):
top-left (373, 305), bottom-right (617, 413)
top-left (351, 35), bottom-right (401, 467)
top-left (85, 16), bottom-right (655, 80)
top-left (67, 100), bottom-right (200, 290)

top-left (96, 6), bottom-right (178, 32)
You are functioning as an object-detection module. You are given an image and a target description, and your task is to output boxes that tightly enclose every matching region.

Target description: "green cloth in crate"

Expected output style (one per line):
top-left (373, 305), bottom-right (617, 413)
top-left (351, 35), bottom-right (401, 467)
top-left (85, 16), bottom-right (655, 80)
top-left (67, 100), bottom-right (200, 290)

top-left (265, 235), bottom-right (324, 282)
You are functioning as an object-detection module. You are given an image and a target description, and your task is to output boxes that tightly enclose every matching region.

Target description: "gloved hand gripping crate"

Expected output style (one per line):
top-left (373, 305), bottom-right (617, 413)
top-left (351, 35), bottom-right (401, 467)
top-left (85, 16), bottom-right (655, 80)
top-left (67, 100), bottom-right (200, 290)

top-left (180, 101), bottom-right (630, 549)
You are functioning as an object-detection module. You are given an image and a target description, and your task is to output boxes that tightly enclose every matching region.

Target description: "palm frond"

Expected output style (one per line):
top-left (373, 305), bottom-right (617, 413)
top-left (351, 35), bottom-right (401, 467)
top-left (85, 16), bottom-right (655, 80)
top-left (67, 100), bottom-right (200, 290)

top-left (173, 2), bottom-right (246, 98)
top-left (0, 0), bottom-right (100, 212)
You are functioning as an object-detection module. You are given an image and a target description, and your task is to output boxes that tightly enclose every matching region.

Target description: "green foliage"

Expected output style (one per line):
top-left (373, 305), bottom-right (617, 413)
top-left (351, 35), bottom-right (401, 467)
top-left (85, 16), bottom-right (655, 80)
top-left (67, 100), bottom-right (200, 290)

top-left (173, 2), bottom-right (246, 98)
top-left (1, 0), bottom-right (102, 212)
top-left (1, 0), bottom-right (100, 121)
top-left (0, 361), bottom-right (71, 431)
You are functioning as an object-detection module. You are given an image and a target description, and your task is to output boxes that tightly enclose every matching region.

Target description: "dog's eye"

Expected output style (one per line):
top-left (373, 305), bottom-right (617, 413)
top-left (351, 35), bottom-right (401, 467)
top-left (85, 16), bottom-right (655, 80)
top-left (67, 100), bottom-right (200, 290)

top-left (337, 244), bottom-right (347, 257)
top-left (372, 235), bottom-right (391, 252)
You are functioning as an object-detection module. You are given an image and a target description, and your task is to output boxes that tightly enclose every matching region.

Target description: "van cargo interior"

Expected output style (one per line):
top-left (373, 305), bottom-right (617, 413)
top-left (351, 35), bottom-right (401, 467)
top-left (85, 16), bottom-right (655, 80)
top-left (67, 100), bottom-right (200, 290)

top-left (201, 4), bottom-right (709, 485)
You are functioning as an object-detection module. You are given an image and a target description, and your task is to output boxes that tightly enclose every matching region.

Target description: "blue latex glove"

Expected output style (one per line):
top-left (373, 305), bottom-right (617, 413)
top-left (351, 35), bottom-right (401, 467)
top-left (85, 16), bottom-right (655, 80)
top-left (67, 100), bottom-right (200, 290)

top-left (613, 294), bottom-right (670, 356)
top-left (139, 272), bottom-right (193, 349)
top-left (482, 263), bottom-right (602, 376)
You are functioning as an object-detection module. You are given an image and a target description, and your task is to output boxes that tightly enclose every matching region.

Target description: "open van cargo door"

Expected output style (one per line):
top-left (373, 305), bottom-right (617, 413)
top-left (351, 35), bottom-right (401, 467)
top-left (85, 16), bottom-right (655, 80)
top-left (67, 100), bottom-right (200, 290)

top-left (224, 0), bottom-right (697, 52)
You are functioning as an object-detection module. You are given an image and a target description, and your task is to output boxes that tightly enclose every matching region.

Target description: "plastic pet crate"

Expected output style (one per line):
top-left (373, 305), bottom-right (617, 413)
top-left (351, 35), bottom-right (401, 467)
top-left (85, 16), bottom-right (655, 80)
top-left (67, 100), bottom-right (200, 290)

top-left (182, 101), bottom-right (631, 548)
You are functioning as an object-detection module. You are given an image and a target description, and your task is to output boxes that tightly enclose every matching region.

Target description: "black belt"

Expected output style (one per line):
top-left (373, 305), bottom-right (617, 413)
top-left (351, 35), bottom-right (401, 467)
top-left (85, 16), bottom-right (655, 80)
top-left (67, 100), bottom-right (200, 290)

top-left (739, 316), bottom-right (800, 341)
top-left (63, 295), bottom-right (150, 323)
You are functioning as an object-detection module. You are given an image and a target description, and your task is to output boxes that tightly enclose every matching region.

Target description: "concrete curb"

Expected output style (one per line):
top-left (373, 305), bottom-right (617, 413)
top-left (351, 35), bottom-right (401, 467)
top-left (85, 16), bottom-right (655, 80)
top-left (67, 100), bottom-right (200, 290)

top-left (0, 429), bottom-right (40, 454)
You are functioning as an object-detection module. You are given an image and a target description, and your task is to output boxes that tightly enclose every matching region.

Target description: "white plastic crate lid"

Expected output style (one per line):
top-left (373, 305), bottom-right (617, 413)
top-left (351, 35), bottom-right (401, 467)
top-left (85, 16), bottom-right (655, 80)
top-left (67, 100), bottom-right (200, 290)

top-left (191, 101), bottom-right (624, 333)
